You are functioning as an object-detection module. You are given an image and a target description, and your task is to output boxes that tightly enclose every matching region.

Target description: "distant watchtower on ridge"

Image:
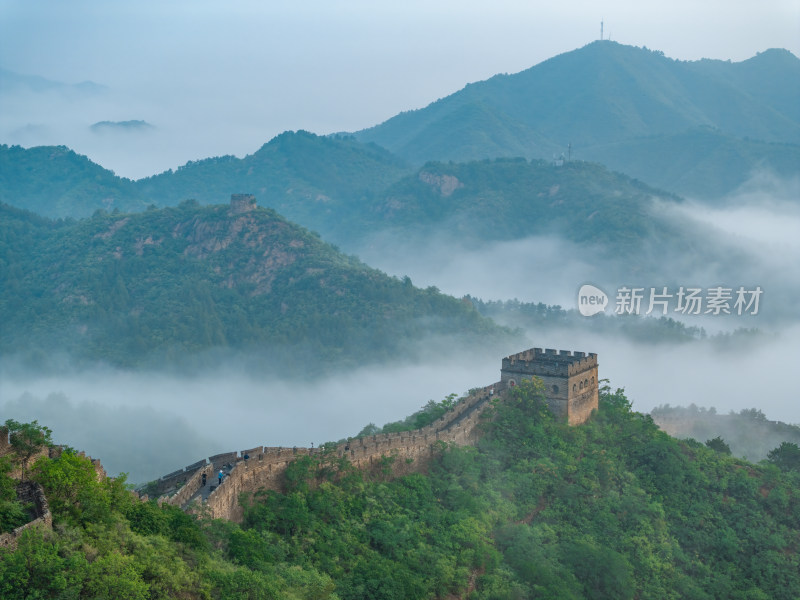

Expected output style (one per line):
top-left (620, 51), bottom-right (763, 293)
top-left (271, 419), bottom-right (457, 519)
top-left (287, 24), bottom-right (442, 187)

top-left (230, 193), bottom-right (256, 213)
top-left (500, 348), bottom-right (599, 425)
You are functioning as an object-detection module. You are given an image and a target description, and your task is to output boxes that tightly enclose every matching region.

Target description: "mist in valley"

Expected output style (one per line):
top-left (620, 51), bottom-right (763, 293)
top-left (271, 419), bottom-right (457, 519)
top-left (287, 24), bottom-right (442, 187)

top-left (2, 318), bottom-right (796, 485)
top-left (3, 175), bottom-right (798, 484)
top-left (353, 175), bottom-right (800, 428)
top-left (0, 344), bottom-right (502, 485)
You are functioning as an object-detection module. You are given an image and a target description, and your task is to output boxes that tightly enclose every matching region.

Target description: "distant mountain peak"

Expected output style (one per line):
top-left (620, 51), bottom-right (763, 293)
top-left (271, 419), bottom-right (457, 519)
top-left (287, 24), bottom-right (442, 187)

top-left (353, 42), bottom-right (800, 166)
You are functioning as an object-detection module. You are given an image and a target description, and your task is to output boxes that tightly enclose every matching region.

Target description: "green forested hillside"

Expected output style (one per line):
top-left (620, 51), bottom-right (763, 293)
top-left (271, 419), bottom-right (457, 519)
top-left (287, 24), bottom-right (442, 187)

top-left (1, 149), bottom-right (742, 296)
top-left (580, 127), bottom-right (800, 200)
top-left (3, 44), bottom-right (798, 223)
top-left (0, 140), bottom-right (706, 262)
top-left (353, 43), bottom-right (800, 198)
top-left (0, 144), bottom-right (142, 217)
top-left (0, 200), bottom-right (505, 373)
top-left (2, 382), bottom-right (798, 599)
top-left (0, 131), bottom-right (411, 221)
top-left (470, 297), bottom-right (708, 344)
top-left (651, 404), bottom-right (800, 462)
top-left (357, 158), bottom-right (694, 258)
top-left (138, 131), bottom-right (408, 203)
top-left (355, 42), bottom-right (800, 162)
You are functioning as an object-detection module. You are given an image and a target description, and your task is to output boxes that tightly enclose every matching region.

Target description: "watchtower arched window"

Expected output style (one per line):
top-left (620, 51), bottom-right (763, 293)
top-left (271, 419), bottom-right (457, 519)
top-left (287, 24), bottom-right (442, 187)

top-left (552, 385), bottom-right (559, 394)
top-left (584, 378), bottom-right (589, 388)
top-left (579, 381), bottom-right (583, 390)
top-left (573, 384), bottom-right (577, 393)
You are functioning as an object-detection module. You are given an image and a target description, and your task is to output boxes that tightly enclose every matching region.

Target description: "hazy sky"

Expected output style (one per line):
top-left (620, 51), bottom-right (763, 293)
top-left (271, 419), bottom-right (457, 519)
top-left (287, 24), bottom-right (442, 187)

top-left (1, 0), bottom-right (798, 178)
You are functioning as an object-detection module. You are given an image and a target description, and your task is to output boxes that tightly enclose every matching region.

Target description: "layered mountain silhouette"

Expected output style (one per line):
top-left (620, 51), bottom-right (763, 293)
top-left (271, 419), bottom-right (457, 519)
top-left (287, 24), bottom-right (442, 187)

top-left (3, 43), bottom-right (798, 225)
top-left (0, 132), bottom-right (411, 220)
top-left (353, 42), bottom-right (800, 197)
top-left (0, 137), bottom-right (702, 262)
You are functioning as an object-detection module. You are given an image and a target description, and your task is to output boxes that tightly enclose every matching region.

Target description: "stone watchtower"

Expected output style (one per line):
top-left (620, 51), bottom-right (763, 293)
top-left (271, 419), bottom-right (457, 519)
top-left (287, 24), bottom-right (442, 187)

top-left (229, 193), bottom-right (257, 213)
top-left (500, 348), bottom-right (599, 425)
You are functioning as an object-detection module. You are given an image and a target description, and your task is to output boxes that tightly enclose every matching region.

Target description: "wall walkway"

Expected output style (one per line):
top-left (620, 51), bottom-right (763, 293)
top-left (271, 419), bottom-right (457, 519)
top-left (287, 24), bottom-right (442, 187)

top-left (160, 383), bottom-right (501, 522)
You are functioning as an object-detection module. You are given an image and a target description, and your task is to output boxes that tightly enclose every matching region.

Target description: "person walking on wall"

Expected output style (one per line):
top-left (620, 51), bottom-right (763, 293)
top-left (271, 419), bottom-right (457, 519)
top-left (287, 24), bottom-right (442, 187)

top-left (202, 472), bottom-right (207, 487)
top-left (218, 470), bottom-right (223, 485)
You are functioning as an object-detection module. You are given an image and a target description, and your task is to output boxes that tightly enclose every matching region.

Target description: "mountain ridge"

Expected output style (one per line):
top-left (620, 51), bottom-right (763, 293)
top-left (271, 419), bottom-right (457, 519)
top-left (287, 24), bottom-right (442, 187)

top-left (0, 197), bottom-right (508, 373)
top-left (353, 41), bottom-right (800, 192)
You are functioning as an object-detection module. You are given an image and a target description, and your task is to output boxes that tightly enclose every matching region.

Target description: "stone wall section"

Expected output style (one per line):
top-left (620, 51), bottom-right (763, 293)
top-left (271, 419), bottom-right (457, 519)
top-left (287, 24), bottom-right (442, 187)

top-left (567, 377), bottom-right (599, 426)
top-left (0, 482), bottom-right (52, 551)
top-left (0, 426), bottom-right (52, 480)
top-left (229, 193), bottom-right (257, 213)
top-left (166, 384), bottom-right (499, 522)
top-left (0, 426), bottom-right (10, 457)
top-left (0, 436), bottom-right (104, 551)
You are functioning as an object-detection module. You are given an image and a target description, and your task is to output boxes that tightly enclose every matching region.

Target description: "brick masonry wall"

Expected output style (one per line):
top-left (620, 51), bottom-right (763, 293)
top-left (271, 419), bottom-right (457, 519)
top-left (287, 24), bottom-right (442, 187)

top-left (0, 427), bottom-right (10, 457)
top-left (567, 365), bottom-right (599, 426)
top-left (171, 385), bottom-right (499, 522)
top-left (0, 442), bottom-right (103, 550)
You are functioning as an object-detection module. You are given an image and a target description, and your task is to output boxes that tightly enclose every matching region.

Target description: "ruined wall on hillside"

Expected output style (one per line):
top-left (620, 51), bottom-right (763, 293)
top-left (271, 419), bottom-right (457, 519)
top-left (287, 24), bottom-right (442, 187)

top-left (0, 482), bottom-right (52, 551)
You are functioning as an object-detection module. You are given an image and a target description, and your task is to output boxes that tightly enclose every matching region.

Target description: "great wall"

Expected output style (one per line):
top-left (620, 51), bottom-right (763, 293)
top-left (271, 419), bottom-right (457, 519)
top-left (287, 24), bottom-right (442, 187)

top-left (156, 382), bottom-right (498, 521)
top-left (1, 348), bottom-right (599, 535)
top-left (152, 348), bottom-right (600, 522)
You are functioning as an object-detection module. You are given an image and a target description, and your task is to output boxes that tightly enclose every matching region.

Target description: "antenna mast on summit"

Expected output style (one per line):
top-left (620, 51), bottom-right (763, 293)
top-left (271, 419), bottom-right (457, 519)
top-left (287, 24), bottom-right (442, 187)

top-left (601, 20), bottom-right (604, 41)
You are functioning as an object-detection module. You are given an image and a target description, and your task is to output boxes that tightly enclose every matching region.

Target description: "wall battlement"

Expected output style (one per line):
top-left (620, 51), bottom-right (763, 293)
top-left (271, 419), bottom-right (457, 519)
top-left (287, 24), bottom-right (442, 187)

top-left (502, 348), bottom-right (598, 377)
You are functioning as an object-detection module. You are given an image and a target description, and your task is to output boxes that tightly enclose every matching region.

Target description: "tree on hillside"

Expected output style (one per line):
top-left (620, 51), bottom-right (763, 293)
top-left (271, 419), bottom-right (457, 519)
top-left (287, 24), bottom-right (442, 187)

top-left (705, 436), bottom-right (732, 455)
top-left (4, 419), bottom-right (53, 481)
top-left (0, 456), bottom-right (28, 532)
top-left (767, 442), bottom-right (800, 472)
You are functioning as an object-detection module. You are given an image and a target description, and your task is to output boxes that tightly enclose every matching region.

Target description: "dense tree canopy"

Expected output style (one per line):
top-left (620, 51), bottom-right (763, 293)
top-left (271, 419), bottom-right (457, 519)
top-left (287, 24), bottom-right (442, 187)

top-left (3, 420), bottom-right (52, 481)
top-left (0, 201), bottom-right (506, 374)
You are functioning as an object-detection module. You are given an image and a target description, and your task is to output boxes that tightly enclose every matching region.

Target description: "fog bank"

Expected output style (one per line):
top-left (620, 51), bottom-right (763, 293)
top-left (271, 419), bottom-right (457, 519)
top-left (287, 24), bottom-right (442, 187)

top-left (1, 347), bottom-right (500, 484)
top-left (3, 319), bottom-right (798, 485)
